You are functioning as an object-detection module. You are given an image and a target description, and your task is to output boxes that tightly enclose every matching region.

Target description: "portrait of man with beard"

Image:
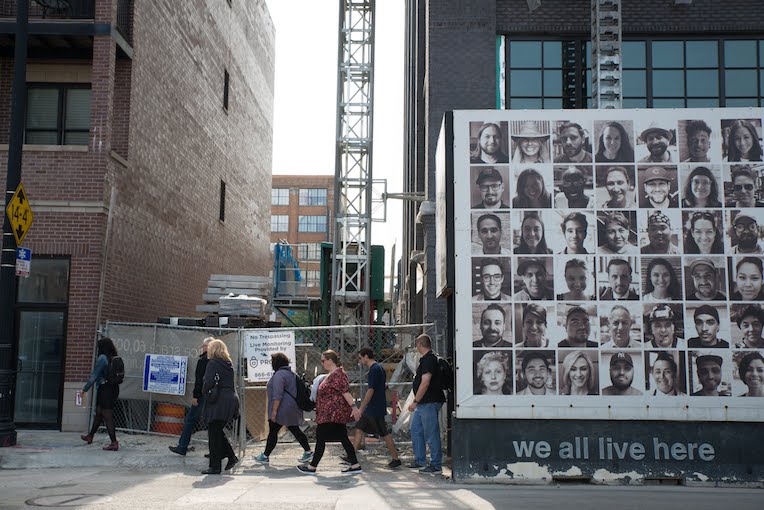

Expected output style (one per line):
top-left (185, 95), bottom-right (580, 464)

top-left (554, 121), bottom-right (592, 163)
top-left (470, 122), bottom-right (509, 164)
top-left (638, 121), bottom-right (678, 163)
top-left (473, 303), bottom-right (513, 348)
top-left (729, 212), bottom-right (764, 254)
top-left (471, 167), bottom-right (510, 209)
top-left (638, 166), bottom-right (679, 209)
top-left (601, 351), bottom-right (643, 396)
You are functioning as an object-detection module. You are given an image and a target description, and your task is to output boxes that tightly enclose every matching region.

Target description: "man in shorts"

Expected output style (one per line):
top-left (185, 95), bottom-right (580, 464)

top-left (349, 347), bottom-right (402, 468)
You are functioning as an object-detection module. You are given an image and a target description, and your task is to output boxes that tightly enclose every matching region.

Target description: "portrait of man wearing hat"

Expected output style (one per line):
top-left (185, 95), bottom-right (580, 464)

top-left (686, 258), bottom-right (727, 301)
top-left (470, 122), bottom-right (509, 164)
top-left (554, 122), bottom-right (592, 164)
top-left (640, 210), bottom-right (680, 254)
top-left (730, 212), bottom-right (764, 254)
top-left (472, 167), bottom-right (510, 209)
top-left (558, 305), bottom-right (597, 348)
top-left (691, 354), bottom-right (729, 397)
top-left (515, 303), bottom-right (549, 348)
top-left (638, 121), bottom-right (677, 163)
top-left (511, 121), bottom-right (551, 164)
top-left (645, 304), bottom-right (685, 349)
top-left (513, 257), bottom-right (554, 301)
top-left (639, 166), bottom-right (679, 208)
top-left (648, 351), bottom-right (686, 396)
top-left (553, 166), bottom-right (595, 208)
top-left (732, 304), bottom-right (764, 349)
top-left (601, 352), bottom-right (643, 396)
top-left (687, 305), bottom-right (729, 348)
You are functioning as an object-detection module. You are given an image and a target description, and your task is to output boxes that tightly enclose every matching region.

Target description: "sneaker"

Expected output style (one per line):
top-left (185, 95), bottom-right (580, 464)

top-left (419, 465), bottom-right (442, 474)
top-left (298, 451), bottom-right (313, 463)
top-left (340, 465), bottom-right (363, 475)
top-left (387, 459), bottom-right (402, 469)
top-left (254, 453), bottom-right (269, 463)
top-left (406, 461), bottom-right (424, 469)
top-left (296, 465), bottom-right (316, 475)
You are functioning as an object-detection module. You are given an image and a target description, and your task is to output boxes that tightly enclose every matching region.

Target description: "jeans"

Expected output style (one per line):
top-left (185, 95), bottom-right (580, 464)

top-left (177, 398), bottom-right (204, 451)
top-left (410, 402), bottom-right (442, 468)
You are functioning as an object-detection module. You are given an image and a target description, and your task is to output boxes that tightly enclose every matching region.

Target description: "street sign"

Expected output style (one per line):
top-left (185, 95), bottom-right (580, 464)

top-left (15, 247), bottom-right (31, 278)
top-left (5, 183), bottom-right (34, 245)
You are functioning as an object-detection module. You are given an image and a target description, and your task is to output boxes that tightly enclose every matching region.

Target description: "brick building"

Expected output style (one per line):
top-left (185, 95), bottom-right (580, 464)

top-left (0, 0), bottom-right (274, 430)
top-left (271, 175), bottom-right (335, 297)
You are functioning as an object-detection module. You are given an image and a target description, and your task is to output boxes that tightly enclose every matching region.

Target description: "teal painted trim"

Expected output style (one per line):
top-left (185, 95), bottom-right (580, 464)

top-left (496, 35), bottom-right (502, 109)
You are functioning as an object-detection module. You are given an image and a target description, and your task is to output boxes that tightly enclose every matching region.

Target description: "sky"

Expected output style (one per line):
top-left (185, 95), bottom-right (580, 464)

top-left (264, 0), bottom-right (405, 288)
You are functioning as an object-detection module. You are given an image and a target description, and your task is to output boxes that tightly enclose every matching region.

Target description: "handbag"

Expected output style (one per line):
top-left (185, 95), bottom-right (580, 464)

top-left (206, 372), bottom-right (220, 404)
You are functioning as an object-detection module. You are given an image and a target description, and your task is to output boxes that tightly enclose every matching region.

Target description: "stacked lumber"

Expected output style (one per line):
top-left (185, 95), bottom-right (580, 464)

top-left (196, 274), bottom-right (272, 317)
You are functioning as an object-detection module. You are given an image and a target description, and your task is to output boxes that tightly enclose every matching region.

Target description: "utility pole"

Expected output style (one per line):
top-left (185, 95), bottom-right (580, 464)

top-left (0, 0), bottom-right (29, 447)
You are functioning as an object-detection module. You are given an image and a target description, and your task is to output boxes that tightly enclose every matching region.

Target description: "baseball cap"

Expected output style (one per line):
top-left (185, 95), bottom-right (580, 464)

top-left (476, 167), bottom-right (503, 185)
top-left (648, 304), bottom-right (675, 322)
top-left (648, 211), bottom-right (671, 227)
top-left (693, 304), bottom-right (720, 322)
top-left (696, 354), bottom-right (723, 366)
top-left (517, 258), bottom-right (548, 276)
top-left (566, 305), bottom-right (589, 320)
top-left (644, 166), bottom-right (671, 183)
top-left (733, 213), bottom-right (757, 226)
top-left (690, 257), bottom-right (716, 274)
top-left (610, 352), bottom-right (633, 368)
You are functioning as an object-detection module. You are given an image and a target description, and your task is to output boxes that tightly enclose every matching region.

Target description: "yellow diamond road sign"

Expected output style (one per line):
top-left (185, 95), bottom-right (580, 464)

top-left (6, 183), bottom-right (34, 245)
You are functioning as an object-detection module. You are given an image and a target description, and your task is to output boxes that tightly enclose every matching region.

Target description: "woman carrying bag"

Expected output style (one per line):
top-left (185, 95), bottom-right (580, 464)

top-left (201, 339), bottom-right (239, 474)
top-left (297, 349), bottom-right (362, 475)
top-left (80, 337), bottom-right (120, 451)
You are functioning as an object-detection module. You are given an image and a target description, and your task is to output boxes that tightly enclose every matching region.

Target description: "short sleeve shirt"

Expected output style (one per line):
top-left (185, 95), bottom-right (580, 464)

top-left (365, 362), bottom-right (387, 417)
top-left (413, 352), bottom-right (446, 404)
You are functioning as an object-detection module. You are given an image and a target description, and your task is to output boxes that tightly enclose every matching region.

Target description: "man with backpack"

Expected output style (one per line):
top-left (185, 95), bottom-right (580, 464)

top-left (347, 347), bottom-right (401, 468)
top-left (169, 337), bottom-right (212, 456)
top-left (407, 334), bottom-right (447, 473)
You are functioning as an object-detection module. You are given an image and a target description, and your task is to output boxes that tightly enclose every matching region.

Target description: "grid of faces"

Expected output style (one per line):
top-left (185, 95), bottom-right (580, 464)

top-left (467, 117), bottom-right (764, 398)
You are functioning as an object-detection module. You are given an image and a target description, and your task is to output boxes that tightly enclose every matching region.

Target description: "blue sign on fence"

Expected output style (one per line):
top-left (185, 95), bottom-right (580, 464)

top-left (143, 354), bottom-right (188, 396)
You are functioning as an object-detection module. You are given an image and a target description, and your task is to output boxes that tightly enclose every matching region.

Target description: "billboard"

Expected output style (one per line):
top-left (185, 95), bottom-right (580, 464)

top-left (450, 107), bottom-right (764, 421)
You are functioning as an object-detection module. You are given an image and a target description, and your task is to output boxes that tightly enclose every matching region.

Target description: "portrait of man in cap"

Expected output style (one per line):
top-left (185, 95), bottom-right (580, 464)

top-left (557, 305), bottom-right (597, 348)
top-left (601, 352), bottom-right (643, 396)
top-left (470, 121), bottom-right (509, 164)
top-left (553, 166), bottom-right (595, 208)
top-left (473, 303), bottom-right (513, 348)
top-left (511, 120), bottom-right (551, 164)
top-left (685, 257), bottom-right (727, 301)
top-left (513, 257), bottom-right (554, 301)
top-left (471, 167), bottom-right (510, 209)
top-left (638, 121), bottom-right (677, 163)
top-left (691, 354), bottom-right (730, 397)
top-left (687, 305), bottom-right (730, 348)
top-left (729, 211), bottom-right (764, 254)
top-left (638, 166), bottom-right (679, 208)
top-left (647, 351), bottom-right (686, 396)
top-left (640, 210), bottom-right (681, 254)
top-left (554, 121), bottom-right (592, 164)
top-left (644, 304), bottom-right (685, 349)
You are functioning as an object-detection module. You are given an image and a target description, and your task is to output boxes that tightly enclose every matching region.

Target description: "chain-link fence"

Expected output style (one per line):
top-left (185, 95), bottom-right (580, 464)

top-left (94, 322), bottom-right (440, 455)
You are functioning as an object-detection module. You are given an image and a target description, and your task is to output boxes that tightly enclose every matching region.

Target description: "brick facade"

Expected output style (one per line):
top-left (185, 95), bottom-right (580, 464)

top-left (1, 0), bottom-right (274, 426)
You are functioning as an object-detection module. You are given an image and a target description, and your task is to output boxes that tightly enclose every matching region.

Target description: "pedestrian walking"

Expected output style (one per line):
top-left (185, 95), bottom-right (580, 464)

top-left (254, 352), bottom-right (313, 464)
top-left (348, 346), bottom-right (401, 468)
top-left (169, 337), bottom-right (212, 456)
top-left (80, 337), bottom-right (121, 451)
top-left (200, 339), bottom-right (240, 475)
top-left (407, 334), bottom-right (446, 473)
top-left (297, 349), bottom-right (362, 475)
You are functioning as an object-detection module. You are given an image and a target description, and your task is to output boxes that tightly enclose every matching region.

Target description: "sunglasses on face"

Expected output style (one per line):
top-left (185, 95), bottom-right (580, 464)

top-left (734, 184), bottom-right (755, 192)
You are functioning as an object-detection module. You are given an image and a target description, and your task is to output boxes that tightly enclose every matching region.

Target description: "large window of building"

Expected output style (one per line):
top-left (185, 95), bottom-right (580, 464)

top-left (503, 37), bottom-right (764, 109)
top-left (297, 242), bottom-right (322, 261)
top-left (299, 188), bottom-right (328, 206)
top-left (272, 188), bottom-right (289, 206)
top-left (271, 214), bottom-right (288, 232)
top-left (25, 84), bottom-right (91, 145)
top-left (298, 215), bottom-right (327, 233)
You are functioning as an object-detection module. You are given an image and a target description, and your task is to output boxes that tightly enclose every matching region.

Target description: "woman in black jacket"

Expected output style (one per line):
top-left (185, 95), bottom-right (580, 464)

top-left (80, 337), bottom-right (120, 451)
top-left (201, 339), bottom-right (240, 474)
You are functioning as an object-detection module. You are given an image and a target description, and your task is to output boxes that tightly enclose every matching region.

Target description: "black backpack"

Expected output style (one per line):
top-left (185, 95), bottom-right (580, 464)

top-left (437, 356), bottom-right (453, 392)
top-left (108, 356), bottom-right (125, 385)
top-left (286, 373), bottom-right (315, 412)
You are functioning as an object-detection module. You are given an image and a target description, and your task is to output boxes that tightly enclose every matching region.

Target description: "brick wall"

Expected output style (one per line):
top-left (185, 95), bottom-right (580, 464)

top-left (271, 175), bottom-right (335, 245)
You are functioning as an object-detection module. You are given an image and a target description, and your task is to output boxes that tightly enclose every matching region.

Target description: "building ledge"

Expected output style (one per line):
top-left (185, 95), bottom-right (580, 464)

top-left (0, 144), bottom-right (88, 152)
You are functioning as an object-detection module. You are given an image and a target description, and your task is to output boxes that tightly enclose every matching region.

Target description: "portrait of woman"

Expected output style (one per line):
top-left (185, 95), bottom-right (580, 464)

top-left (474, 351), bottom-right (512, 395)
top-left (556, 258), bottom-right (594, 301)
top-left (684, 211), bottom-right (724, 254)
top-left (599, 166), bottom-right (635, 209)
top-left (724, 119), bottom-right (763, 162)
top-left (598, 212), bottom-right (638, 254)
top-left (737, 352), bottom-right (764, 397)
top-left (681, 166), bottom-right (722, 208)
top-left (595, 121), bottom-right (635, 163)
top-left (731, 256), bottom-right (764, 301)
top-left (559, 351), bottom-right (598, 396)
top-left (643, 257), bottom-right (682, 301)
top-left (512, 168), bottom-right (552, 208)
top-left (515, 211), bottom-right (553, 254)
top-left (511, 121), bottom-right (551, 164)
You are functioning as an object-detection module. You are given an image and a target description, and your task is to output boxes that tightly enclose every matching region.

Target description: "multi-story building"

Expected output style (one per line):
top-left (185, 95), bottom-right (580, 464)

top-left (0, 0), bottom-right (274, 432)
top-left (271, 175), bottom-right (335, 297)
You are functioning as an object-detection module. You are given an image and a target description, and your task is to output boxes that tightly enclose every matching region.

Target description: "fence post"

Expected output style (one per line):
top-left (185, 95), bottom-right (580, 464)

top-left (238, 328), bottom-right (246, 456)
top-left (147, 324), bottom-right (156, 432)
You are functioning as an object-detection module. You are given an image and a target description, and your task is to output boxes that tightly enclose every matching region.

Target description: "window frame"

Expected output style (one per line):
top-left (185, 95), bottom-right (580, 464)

top-left (25, 83), bottom-right (91, 146)
top-left (298, 188), bottom-right (328, 206)
top-left (271, 214), bottom-right (289, 232)
top-left (297, 215), bottom-right (327, 233)
top-left (272, 188), bottom-right (289, 206)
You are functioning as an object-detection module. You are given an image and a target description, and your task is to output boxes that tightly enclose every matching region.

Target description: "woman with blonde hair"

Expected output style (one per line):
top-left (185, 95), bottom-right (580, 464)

top-left (560, 351), bottom-right (597, 396)
top-left (201, 339), bottom-right (240, 474)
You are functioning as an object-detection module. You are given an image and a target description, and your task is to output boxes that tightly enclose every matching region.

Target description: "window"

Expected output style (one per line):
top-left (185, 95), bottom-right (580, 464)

top-left (299, 188), bottom-right (328, 206)
top-left (271, 215), bottom-right (288, 232)
top-left (502, 37), bottom-right (764, 109)
top-left (298, 215), bottom-right (327, 233)
top-left (306, 270), bottom-right (320, 288)
top-left (17, 257), bottom-right (70, 304)
top-left (219, 180), bottom-right (226, 222)
top-left (297, 243), bottom-right (322, 261)
top-left (223, 69), bottom-right (230, 111)
top-left (272, 188), bottom-right (289, 206)
top-left (25, 84), bottom-right (91, 145)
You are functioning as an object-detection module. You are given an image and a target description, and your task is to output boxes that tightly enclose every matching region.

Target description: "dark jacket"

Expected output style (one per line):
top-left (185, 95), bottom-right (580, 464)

top-left (202, 357), bottom-right (240, 424)
top-left (192, 352), bottom-right (209, 399)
